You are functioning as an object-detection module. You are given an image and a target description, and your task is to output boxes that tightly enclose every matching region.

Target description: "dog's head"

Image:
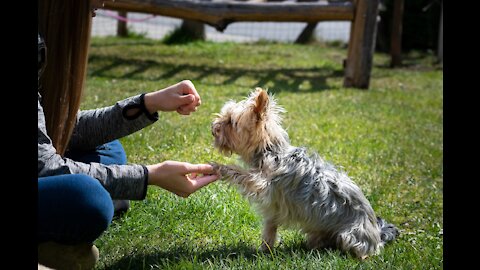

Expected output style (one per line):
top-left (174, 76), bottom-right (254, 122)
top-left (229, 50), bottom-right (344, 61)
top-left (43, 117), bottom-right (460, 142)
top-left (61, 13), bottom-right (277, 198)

top-left (211, 88), bottom-right (289, 161)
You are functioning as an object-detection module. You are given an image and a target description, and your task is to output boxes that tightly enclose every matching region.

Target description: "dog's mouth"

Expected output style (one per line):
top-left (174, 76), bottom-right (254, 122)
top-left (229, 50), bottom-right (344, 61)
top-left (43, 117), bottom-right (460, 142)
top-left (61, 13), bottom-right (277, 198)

top-left (213, 139), bottom-right (232, 156)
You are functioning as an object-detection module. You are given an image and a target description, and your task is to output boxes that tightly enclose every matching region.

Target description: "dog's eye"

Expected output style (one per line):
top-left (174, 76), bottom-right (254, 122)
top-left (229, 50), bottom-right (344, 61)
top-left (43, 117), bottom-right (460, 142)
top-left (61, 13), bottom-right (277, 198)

top-left (229, 118), bottom-right (237, 128)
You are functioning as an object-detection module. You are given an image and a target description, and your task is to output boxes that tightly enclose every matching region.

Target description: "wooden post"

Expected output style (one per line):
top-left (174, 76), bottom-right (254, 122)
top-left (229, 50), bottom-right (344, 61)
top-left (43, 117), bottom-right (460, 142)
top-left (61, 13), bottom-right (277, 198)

top-left (180, 19), bottom-right (205, 40)
top-left (344, 0), bottom-right (379, 89)
top-left (390, 0), bottom-right (404, 67)
top-left (294, 0), bottom-right (319, 44)
top-left (117, 11), bottom-right (128, 37)
top-left (295, 22), bottom-right (318, 44)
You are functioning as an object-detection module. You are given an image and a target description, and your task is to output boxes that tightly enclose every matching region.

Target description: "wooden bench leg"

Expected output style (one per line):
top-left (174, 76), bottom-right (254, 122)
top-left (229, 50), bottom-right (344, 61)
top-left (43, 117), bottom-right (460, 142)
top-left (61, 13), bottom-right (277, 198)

top-left (343, 0), bottom-right (379, 89)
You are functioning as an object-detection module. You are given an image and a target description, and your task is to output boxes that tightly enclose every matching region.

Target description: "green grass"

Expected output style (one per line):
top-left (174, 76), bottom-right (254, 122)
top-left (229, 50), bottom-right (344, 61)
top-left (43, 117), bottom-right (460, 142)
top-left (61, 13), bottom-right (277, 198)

top-left (85, 37), bottom-right (443, 269)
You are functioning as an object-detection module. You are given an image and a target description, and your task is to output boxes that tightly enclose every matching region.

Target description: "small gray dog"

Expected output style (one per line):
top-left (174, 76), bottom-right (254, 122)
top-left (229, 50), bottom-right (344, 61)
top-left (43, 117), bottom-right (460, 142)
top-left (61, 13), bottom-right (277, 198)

top-left (211, 88), bottom-right (399, 259)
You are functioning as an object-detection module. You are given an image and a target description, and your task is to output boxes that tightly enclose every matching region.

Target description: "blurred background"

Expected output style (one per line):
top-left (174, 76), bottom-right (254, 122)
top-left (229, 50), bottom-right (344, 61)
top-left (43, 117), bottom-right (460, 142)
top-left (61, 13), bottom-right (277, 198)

top-left (92, 0), bottom-right (442, 60)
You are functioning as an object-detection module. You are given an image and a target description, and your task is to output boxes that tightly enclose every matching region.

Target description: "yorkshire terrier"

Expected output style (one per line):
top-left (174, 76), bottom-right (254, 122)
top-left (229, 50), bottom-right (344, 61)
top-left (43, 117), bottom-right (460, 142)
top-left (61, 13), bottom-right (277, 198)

top-left (211, 88), bottom-right (399, 259)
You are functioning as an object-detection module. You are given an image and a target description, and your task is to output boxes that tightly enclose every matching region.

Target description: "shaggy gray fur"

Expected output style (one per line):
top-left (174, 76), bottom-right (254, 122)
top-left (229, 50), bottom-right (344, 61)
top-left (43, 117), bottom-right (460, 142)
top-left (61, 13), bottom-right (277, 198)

top-left (211, 88), bottom-right (399, 259)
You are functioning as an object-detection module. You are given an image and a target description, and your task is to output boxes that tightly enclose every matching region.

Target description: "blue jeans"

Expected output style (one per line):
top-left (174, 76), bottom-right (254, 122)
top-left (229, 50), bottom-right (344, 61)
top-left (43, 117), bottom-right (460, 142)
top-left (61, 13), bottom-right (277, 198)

top-left (38, 140), bottom-right (127, 244)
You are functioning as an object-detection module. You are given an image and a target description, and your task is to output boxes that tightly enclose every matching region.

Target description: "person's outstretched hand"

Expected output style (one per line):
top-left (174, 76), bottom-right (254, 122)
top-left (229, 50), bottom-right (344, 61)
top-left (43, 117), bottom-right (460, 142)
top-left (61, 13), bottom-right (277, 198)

top-left (146, 161), bottom-right (219, 198)
top-left (144, 80), bottom-right (201, 115)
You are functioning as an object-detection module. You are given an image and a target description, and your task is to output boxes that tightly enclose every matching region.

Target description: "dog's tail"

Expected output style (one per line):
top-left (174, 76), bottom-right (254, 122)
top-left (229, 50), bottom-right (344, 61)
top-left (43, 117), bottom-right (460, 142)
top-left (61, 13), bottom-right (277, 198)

top-left (377, 217), bottom-right (400, 244)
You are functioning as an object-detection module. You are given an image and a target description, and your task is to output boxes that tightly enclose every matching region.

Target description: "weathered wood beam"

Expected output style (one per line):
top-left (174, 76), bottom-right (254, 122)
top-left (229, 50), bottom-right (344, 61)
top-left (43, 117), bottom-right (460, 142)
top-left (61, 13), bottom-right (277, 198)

top-left (103, 0), bottom-right (354, 31)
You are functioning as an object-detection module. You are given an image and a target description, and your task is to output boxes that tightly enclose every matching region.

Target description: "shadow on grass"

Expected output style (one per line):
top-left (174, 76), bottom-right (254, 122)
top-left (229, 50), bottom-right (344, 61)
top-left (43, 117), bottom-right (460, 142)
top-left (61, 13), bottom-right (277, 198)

top-left (88, 55), bottom-right (344, 92)
top-left (374, 51), bottom-right (442, 71)
top-left (103, 243), bottom-right (255, 269)
top-left (102, 241), bottom-right (340, 269)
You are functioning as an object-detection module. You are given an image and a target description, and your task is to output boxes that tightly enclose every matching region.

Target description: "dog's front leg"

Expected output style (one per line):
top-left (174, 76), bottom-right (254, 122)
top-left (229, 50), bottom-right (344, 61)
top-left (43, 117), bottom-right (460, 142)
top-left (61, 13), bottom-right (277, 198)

top-left (260, 218), bottom-right (278, 252)
top-left (211, 163), bottom-right (268, 199)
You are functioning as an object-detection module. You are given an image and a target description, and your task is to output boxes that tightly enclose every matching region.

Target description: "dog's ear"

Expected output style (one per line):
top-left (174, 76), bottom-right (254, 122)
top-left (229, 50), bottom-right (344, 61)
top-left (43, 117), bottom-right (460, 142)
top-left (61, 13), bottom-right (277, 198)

top-left (253, 87), bottom-right (269, 120)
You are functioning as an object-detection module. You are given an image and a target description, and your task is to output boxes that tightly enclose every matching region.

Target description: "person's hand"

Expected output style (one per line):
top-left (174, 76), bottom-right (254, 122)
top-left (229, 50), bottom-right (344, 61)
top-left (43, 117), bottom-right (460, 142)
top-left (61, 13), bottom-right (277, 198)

top-left (146, 161), bottom-right (219, 198)
top-left (144, 80), bottom-right (201, 115)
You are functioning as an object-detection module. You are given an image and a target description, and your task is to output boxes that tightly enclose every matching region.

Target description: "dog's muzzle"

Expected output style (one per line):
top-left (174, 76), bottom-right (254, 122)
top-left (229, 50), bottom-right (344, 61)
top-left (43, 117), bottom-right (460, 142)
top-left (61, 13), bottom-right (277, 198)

top-left (211, 122), bottom-right (220, 138)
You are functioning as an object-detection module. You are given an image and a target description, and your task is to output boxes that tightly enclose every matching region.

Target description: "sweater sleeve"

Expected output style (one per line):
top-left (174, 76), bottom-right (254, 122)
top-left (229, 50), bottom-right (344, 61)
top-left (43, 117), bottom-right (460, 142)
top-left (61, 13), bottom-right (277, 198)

top-left (38, 92), bottom-right (149, 200)
top-left (67, 94), bottom-right (159, 151)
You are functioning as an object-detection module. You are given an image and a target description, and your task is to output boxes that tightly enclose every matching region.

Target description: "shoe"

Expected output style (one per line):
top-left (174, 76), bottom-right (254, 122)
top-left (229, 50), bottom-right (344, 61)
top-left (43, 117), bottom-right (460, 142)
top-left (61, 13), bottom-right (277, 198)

top-left (38, 242), bottom-right (99, 270)
top-left (113, 199), bottom-right (130, 217)
top-left (38, 263), bottom-right (54, 270)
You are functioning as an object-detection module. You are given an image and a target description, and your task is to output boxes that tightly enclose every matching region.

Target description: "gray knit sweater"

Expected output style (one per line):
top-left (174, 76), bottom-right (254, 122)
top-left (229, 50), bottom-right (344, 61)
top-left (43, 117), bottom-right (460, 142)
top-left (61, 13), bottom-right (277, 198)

top-left (38, 92), bottom-right (158, 200)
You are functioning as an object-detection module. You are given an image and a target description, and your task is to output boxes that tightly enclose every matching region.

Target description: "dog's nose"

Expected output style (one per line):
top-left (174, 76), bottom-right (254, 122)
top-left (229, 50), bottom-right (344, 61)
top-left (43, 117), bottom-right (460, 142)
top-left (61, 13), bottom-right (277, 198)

top-left (211, 123), bottom-right (216, 136)
top-left (211, 123), bottom-right (220, 137)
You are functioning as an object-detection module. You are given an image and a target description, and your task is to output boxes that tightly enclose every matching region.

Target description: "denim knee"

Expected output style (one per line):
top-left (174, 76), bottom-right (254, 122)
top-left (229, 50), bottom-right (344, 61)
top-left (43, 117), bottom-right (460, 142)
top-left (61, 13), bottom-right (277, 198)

top-left (38, 174), bottom-right (114, 244)
top-left (73, 174), bottom-right (114, 232)
top-left (101, 140), bottom-right (127, 165)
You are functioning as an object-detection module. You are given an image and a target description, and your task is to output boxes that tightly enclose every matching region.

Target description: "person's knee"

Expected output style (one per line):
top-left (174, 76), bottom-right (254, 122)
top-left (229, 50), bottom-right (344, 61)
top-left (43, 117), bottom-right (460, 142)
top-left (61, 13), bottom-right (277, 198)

top-left (102, 140), bottom-right (127, 165)
top-left (38, 174), bottom-right (114, 243)
top-left (74, 175), bottom-right (114, 231)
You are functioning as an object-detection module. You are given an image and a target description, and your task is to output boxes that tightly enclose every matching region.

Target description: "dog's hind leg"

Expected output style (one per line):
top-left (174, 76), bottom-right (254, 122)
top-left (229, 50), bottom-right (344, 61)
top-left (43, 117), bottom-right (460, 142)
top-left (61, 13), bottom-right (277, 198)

top-left (306, 232), bottom-right (330, 250)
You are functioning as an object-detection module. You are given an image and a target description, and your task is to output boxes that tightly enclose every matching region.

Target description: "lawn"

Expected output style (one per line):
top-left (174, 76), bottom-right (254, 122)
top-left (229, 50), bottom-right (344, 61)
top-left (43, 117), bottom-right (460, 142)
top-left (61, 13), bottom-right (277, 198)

top-left (84, 36), bottom-right (443, 269)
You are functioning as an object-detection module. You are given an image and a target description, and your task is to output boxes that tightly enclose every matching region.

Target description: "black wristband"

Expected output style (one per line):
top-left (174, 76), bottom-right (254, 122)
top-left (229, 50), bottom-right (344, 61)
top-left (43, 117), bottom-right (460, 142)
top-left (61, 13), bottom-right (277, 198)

top-left (122, 94), bottom-right (159, 121)
top-left (140, 164), bottom-right (149, 199)
top-left (139, 93), bottom-right (159, 121)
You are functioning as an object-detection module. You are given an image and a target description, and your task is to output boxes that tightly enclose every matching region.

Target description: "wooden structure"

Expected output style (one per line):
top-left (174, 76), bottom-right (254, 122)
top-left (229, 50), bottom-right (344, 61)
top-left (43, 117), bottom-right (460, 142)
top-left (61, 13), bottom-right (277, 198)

top-left (117, 11), bottom-right (128, 37)
top-left (103, 0), bottom-right (379, 89)
top-left (389, 0), bottom-right (404, 67)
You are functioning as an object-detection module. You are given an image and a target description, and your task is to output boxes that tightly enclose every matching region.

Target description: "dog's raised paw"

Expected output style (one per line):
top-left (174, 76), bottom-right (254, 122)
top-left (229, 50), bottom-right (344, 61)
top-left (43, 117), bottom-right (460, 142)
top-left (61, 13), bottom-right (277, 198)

top-left (209, 162), bottom-right (223, 177)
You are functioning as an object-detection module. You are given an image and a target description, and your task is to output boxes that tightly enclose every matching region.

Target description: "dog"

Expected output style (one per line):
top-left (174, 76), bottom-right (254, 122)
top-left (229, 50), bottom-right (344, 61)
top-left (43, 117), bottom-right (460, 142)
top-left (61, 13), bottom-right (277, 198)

top-left (211, 88), bottom-right (399, 259)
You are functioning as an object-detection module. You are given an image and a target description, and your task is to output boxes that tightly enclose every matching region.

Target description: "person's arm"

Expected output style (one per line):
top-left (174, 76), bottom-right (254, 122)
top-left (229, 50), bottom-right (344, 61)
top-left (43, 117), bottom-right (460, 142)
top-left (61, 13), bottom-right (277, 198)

top-left (67, 93), bottom-right (158, 152)
top-left (38, 93), bottom-right (148, 200)
top-left (68, 80), bottom-right (201, 151)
